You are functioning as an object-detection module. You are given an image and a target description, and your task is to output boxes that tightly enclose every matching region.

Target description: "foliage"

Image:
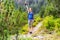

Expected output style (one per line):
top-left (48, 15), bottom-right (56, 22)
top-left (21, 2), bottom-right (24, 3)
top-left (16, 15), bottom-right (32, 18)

top-left (43, 16), bottom-right (60, 35)
top-left (43, 16), bottom-right (55, 31)
top-left (33, 16), bottom-right (42, 27)
top-left (0, 0), bottom-right (60, 40)
top-left (20, 24), bottom-right (28, 34)
top-left (39, 0), bottom-right (60, 18)
top-left (0, 0), bottom-right (28, 38)
top-left (54, 18), bottom-right (60, 35)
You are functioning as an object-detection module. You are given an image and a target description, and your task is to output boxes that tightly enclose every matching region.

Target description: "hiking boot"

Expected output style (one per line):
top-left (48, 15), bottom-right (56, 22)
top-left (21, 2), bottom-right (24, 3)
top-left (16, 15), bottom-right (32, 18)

top-left (30, 32), bottom-right (32, 34)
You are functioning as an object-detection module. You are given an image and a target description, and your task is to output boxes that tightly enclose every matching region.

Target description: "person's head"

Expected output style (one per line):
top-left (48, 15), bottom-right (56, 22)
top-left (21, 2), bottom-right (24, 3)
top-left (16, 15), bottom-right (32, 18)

top-left (29, 8), bottom-right (32, 12)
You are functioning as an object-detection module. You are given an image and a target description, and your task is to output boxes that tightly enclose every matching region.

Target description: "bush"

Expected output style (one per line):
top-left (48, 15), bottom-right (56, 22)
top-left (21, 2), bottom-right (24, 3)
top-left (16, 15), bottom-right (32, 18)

top-left (19, 24), bottom-right (28, 34)
top-left (33, 15), bottom-right (42, 27)
top-left (43, 16), bottom-right (60, 35)
top-left (43, 16), bottom-right (55, 31)
top-left (55, 18), bottom-right (60, 35)
top-left (33, 22), bottom-right (38, 27)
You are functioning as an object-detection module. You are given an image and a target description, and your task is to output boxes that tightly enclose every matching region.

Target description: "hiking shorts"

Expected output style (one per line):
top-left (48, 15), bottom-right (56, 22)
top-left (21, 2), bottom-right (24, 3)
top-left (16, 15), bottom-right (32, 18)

top-left (28, 19), bottom-right (34, 28)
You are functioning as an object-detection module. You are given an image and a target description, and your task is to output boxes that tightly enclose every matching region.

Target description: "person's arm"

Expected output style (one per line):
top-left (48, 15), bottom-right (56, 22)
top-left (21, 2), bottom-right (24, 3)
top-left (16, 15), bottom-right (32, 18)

top-left (25, 2), bottom-right (29, 13)
top-left (26, 5), bottom-right (29, 13)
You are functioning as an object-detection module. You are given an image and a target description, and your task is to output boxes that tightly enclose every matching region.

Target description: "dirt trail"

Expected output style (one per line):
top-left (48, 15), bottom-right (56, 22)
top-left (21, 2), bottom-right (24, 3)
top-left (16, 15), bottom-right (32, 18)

top-left (10, 21), bottom-right (44, 40)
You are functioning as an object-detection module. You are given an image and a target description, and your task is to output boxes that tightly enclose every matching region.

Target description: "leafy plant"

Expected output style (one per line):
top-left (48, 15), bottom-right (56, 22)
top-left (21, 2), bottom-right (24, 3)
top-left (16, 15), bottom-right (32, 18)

top-left (43, 16), bottom-right (55, 31)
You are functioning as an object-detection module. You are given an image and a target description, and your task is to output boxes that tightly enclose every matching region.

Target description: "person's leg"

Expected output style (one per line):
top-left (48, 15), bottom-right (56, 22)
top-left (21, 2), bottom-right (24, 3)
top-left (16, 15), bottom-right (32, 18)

top-left (29, 20), bottom-right (34, 34)
top-left (28, 20), bottom-right (31, 32)
top-left (28, 20), bottom-right (34, 34)
top-left (30, 20), bottom-right (34, 31)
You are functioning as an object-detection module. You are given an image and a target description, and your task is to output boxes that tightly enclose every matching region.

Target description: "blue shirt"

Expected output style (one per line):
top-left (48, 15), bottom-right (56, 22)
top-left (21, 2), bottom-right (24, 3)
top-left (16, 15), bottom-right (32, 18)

top-left (28, 12), bottom-right (34, 20)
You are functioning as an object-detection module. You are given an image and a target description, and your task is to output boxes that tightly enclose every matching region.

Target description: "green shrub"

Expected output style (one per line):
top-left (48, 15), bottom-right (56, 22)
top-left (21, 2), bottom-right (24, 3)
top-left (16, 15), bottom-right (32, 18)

top-left (43, 16), bottom-right (55, 31)
top-left (35, 17), bottom-right (42, 22)
top-left (43, 16), bottom-right (60, 35)
top-left (34, 14), bottom-right (42, 22)
top-left (33, 15), bottom-right (42, 27)
top-left (19, 24), bottom-right (28, 34)
top-left (33, 22), bottom-right (38, 27)
top-left (54, 18), bottom-right (60, 35)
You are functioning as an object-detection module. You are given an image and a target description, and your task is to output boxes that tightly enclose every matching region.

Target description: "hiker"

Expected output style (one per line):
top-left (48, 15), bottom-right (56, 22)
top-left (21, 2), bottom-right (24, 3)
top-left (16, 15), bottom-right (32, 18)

top-left (28, 8), bottom-right (34, 33)
top-left (25, 2), bottom-right (34, 33)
